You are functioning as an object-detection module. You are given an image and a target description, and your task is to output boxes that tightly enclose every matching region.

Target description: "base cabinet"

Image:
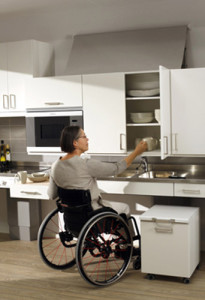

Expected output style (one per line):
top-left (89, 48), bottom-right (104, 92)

top-left (140, 205), bottom-right (200, 280)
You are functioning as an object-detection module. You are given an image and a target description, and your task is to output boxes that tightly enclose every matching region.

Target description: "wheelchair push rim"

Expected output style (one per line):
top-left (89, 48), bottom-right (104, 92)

top-left (76, 212), bottom-right (133, 286)
top-left (38, 208), bottom-right (77, 270)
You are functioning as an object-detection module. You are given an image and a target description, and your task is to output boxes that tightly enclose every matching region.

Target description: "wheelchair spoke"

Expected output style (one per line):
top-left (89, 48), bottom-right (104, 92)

top-left (38, 208), bottom-right (77, 269)
top-left (76, 213), bottom-right (133, 286)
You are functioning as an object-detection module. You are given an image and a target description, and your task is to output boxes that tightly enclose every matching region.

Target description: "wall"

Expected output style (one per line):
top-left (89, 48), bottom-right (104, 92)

top-left (186, 26), bottom-right (205, 68)
top-left (0, 117), bottom-right (56, 164)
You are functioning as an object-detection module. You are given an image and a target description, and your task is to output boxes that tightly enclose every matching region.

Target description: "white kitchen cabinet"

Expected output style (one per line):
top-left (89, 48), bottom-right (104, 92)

top-left (171, 68), bottom-right (205, 155)
top-left (125, 66), bottom-right (171, 159)
top-left (0, 40), bottom-right (54, 114)
top-left (25, 75), bottom-right (82, 110)
top-left (140, 205), bottom-right (200, 281)
top-left (83, 73), bottom-right (126, 154)
top-left (125, 71), bottom-right (160, 156)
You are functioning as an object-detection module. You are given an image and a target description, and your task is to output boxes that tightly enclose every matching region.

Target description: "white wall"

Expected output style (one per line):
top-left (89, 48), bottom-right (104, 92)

top-left (185, 27), bottom-right (205, 68)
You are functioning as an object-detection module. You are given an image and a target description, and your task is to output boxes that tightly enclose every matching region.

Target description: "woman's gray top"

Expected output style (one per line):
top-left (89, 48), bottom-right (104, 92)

top-left (47, 155), bottom-right (127, 205)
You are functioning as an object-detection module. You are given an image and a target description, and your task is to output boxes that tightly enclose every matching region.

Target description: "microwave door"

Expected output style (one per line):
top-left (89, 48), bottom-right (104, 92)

top-left (35, 116), bottom-right (69, 147)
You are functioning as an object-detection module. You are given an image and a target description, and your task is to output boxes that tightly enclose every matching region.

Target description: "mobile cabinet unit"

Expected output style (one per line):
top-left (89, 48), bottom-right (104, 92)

top-left (0, 40), bottom-right (54, 114)
top-left (140, 205), bottom-right (200, 283)
top-left (25, 75), bottom-right (82, 110)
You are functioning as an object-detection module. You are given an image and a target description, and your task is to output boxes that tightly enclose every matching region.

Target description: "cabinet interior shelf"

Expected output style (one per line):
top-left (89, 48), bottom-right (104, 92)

top-left (126, 96), bottom-right (160, 100)
top-left (127, 123), bottom-right (160, 127)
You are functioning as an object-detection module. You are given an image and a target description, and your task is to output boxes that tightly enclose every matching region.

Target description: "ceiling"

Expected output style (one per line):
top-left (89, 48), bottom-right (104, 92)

top-left (0, 0), bottom-right (205, 41)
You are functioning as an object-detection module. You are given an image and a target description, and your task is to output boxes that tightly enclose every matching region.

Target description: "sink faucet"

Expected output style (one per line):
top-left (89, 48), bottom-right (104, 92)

top-left (137, 156), bottom-right (148, 173)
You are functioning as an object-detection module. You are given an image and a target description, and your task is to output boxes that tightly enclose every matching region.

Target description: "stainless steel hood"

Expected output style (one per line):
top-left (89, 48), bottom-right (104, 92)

top-left (66, 26), bottom-right (187, 75)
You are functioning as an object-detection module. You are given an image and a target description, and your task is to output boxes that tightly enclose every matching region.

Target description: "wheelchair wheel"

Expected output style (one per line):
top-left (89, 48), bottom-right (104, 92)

top-left (76, 212), bottom-right (133, 286)
top-left (38, 208), bottom-right (77, 270)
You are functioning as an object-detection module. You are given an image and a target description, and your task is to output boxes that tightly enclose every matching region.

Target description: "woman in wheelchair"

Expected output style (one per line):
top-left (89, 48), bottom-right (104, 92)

top-left (47, 125), bottom-right (147, 216)
top-left (39, 126), bottom-right (147, 286)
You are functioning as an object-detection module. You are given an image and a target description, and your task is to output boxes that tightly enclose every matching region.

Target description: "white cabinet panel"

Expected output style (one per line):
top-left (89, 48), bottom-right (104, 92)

top-left (160, 66), bottom-right (171, 159)
top-left (25, 75), bottom-right (82, 109)
top-left (171, 68), bottom-right (205, 155)
top-left (174, 183), bottom-right (205, 198)
top-left (98, 180), bottom-right (173, 196)
top-left (83, 73), bottom-right (126, 154)
top-left (10, 182), bottom-right (49, 200)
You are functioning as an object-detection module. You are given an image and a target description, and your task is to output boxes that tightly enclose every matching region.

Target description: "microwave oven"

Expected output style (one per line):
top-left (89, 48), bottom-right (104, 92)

top-left (26, 109), bottom-right (83, 154)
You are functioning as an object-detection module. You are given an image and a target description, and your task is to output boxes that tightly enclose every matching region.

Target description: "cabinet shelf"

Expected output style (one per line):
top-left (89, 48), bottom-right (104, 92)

top-left (126, 96), bottom-right (160, 100)
top-left (127, 123), bottom-right (160, 127)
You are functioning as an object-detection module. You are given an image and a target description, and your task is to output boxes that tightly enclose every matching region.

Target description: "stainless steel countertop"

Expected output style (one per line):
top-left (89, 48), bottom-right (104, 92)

top-left (97, 163), bottom-right (205, 184)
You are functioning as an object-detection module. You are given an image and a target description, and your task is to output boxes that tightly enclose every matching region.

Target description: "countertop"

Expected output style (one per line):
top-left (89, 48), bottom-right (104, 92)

top-left (97, 163), bottom-right (205, 184)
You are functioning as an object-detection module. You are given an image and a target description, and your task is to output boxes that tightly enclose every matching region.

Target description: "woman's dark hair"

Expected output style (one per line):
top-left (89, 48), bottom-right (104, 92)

top-left (60, 126), bottom-right (81, 153)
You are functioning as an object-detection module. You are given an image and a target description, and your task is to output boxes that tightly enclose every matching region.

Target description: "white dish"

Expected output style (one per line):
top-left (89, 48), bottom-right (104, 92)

top-left (127, 88), bottom-right (160, 97)
top-left (28, 173), bottom-right (49, 182)
top-left (32, 172), bottom-right (46, 177)
top-left (130, 112), bottom-right (154, 123)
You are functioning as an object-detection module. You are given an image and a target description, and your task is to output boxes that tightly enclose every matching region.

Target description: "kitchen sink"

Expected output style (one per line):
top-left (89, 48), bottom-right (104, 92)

top-left (138, 171), bottom-right (188, 179)
top-left (115, 170), bottom-right (137, 178)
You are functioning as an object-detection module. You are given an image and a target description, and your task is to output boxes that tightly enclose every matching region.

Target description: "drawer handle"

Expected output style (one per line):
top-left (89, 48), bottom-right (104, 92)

top-left (152, 218), bottom-right (174, 234)
top-left (20, 191), bottom-right (41, 195)
top-left (44, 102), bottom-right (64, 105)
top-left (182, 189), bottom-right (200, 195)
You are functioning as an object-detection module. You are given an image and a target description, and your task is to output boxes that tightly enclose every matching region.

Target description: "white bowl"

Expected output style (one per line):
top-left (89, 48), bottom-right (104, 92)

top-left (130, 112), bottom-right (154, 123)
top-left (28, 173), bottom-right (49, 182)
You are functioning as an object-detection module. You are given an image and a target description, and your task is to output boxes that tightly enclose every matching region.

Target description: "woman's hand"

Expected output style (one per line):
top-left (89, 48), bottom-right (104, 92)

top-left (124, 140), bottom-right (148, 167)
top-left (135, 140), bottom-right (147, 155)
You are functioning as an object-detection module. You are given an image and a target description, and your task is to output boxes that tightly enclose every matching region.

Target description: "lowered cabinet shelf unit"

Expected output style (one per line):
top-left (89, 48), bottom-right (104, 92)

top-left (125, 71), bottom-right (161, 156)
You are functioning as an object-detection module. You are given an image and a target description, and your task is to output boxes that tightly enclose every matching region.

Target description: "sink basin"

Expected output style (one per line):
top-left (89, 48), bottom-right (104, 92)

top-left (138, 171), bottom-right (188, 179)
top-left (116, 171), bottom-right (137, 178)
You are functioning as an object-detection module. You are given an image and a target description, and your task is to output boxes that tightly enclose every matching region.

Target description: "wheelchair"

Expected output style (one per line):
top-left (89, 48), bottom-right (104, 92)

top-left (38, 188), bottom-right (141, 286)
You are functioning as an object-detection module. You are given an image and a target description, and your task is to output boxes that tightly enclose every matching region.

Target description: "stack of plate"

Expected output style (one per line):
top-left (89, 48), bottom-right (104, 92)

top-left (127, 88), bottom-right (159, 97)
top-left (130, 112), bottom-right (154, 123)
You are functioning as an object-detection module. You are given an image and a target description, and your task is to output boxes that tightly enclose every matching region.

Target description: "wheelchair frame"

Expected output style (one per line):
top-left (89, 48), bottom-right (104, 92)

top-left (38, 198), bottom-right (141, 286)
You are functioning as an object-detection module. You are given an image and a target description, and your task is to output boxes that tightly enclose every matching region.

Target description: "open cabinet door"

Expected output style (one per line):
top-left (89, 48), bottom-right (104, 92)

top-left (159, 66), bottom-right (171, 160)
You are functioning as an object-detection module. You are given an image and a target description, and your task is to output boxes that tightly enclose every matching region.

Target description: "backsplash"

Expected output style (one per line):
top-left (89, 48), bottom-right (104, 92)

top-left (0, 117), bottom-right (56, 164)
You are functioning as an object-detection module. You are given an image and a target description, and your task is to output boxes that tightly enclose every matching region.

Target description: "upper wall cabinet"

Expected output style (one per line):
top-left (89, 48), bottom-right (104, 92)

top-left (0, 40), bottom-right (54, 115)
top-left (25, 75), bottom-right (82, 110)
top-left (83, 73), bottom-right (126, 154)
top-left (170, 68), bottom-right (205, 155)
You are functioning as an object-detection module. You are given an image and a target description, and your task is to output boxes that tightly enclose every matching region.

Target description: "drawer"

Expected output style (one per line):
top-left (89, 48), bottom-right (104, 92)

top-left (97, 180), bottom-right (174, 196)
top-left (10, 183), bottom-right (49, 200)
top-left (174, 183), bottom-right (205, 198)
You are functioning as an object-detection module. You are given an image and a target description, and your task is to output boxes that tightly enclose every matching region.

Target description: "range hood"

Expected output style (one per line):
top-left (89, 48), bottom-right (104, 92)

top-left (66, 26), bottom-right (187, 75)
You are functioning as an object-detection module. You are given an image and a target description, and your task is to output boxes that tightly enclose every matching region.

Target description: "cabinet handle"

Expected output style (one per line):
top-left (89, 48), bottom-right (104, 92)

top-left (20, 191), bottom-right (41, 195)
top-left (44, 102), bottom-right (64, 105)
top-left (182, 189), bottom-right (200, 195)
top-left (3, 95), bottom-right (9, 109)
top-left (173, 133), bottom-right (178, 152)
top-left (120, 133), bottom-right (126, 150)
top-left (163, 136), bottom-right (168, 155)
top-left (152, 218), bottom-right (175, 233)
top-left (10, 94), bottom-right (16, 109)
